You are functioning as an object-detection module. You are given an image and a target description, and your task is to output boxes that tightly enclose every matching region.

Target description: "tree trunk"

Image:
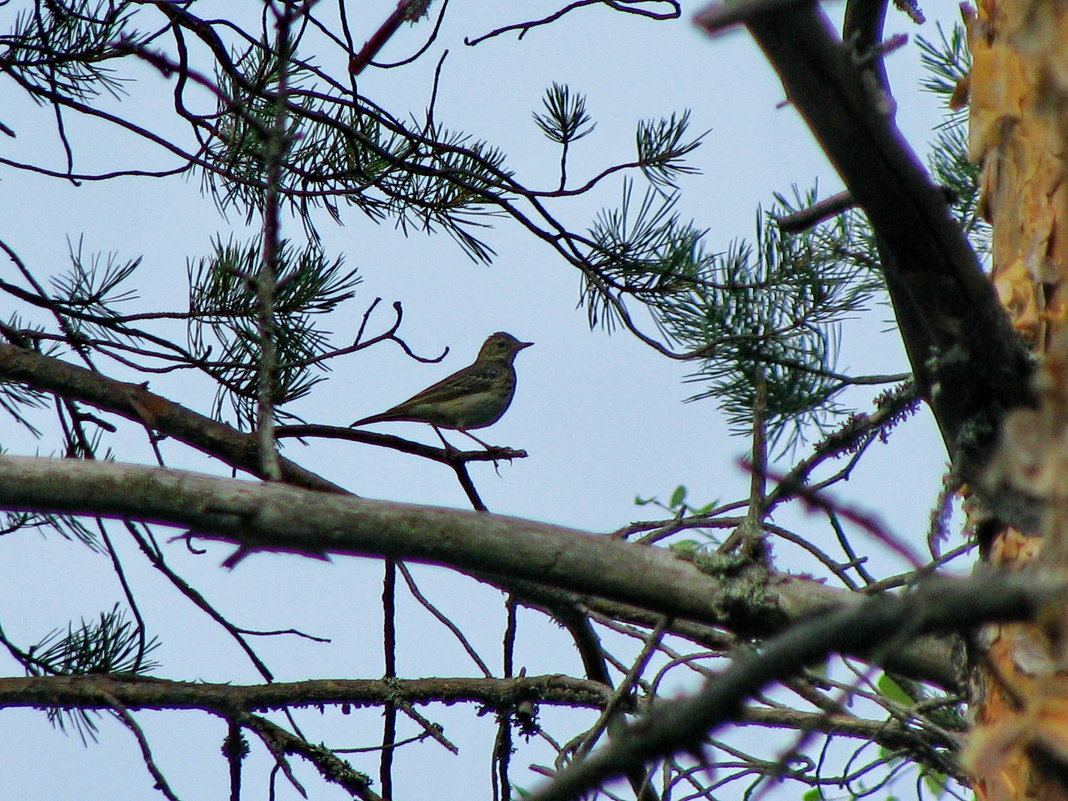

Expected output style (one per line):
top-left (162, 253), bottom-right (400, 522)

top-left (965, 2), bottom-right (1068, 799)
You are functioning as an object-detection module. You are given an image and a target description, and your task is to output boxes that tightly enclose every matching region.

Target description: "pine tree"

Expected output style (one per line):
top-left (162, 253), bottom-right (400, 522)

top-left (0, 2), bottom-right (1056, 800)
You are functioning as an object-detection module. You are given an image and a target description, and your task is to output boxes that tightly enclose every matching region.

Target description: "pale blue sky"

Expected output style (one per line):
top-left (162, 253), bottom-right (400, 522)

top-left (0, 1), bottom-right (965, 798)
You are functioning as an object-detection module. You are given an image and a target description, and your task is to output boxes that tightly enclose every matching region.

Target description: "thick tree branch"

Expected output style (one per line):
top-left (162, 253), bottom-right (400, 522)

top-left (0, 344), bottom-right (733, 711)
top-left (1, 455), bottom-right (955, 686)
top-left (0, 456), bottom-right (834, 627)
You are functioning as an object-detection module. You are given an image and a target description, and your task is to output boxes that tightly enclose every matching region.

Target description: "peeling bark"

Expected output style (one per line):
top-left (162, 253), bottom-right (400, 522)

top-left (965, 1), bottom-right (1068, 798)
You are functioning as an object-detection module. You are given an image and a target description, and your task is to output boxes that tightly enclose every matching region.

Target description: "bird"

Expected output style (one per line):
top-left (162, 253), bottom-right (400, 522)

top-left (350, 331), bottom-right (533, 449)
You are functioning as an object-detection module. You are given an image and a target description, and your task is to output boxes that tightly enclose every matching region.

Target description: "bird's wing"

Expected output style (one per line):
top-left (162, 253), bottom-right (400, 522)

top-left (400, 363), bottom-right (504, 406)
top-left (351, 363), bottom-right (507, 426)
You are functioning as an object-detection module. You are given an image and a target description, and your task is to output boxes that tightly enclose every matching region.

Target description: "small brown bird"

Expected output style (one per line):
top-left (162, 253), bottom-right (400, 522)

top-left (351, 332), bottom-right (532, 448)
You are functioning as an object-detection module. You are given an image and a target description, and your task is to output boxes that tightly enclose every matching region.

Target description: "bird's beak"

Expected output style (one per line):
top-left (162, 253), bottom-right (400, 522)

top-left (517, 340), bottom-right (533, 351)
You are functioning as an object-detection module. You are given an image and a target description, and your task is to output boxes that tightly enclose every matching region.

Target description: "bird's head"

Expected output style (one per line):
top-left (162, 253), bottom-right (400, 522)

top-left (479, 332), bottom-right (533, 362)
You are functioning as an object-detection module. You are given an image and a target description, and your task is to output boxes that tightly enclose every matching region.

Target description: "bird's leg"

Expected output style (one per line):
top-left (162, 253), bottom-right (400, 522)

top-left (457, 428), bottom-right (505, 473)
top-left (433, 426), bottom-right (460, 454)
top-left (458, 428), bottom-right (495, 450)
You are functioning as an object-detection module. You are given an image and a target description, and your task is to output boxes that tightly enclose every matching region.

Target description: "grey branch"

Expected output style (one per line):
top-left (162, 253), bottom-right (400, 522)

top-left (0, 455), bottom-right (949, 683)
top-left (0, 673), bottom-right (611, 711)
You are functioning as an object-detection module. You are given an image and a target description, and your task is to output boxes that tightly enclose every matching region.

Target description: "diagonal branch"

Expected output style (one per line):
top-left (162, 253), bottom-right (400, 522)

top-left (0, 343), bottom-right (344, 493)
top-left (696, 0), bottom-right (1037, 530)
top-left (525, 571), bottom-right (1064, 801)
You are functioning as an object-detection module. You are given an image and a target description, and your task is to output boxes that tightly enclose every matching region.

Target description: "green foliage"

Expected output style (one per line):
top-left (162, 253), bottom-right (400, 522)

top-left (636, 111), bottom-right (702, 189)
top-left (186, 236), bottom-right (360, 428)
top-left (878, 672), bottom-right (965, 731)
top-left (3, 510), bottom-right (100, 551)
top-left (923, 770), bottom-right (948, 799)
top-left (533, 83), bottom-right (596, 145)
top-left (656, 191), bottom-right (884, 446)
top-left (669, 484), bottom-right (687, 509)
top-left (667, 539), bottom-right (702, 558)
top-left (583, 180), bottom-right (713, 325)
top-left (578, 25), bottom-right (982, 455)
top-left (869, 674), bottom-right (963, 800)
top-left (918, 24), bottom-right (990, 261)
top-left (205, 45), bottom-right (516, 259)
top-left (389, 121), bottom-right (513, 262)
top-left (12, 604), bottom-right (159, 744)
top-left (27, 603), bottom-right (159, 676)
top-left (582, 169), bottom-right (887, 449)
top-left (1, 0), bottom-right (140, 103)
top-left (916, 23), bottom-right (969, 102)
top-left (877, 673), bottom-right (914, 707)
top-left (50, 239), bottom-right (142, 346)
top-left (634, 484), bottom-right (718, 518)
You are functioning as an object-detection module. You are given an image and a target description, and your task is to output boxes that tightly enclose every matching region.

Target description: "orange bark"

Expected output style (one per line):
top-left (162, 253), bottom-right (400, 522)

top-left (964, 1), bottom-right (1068, 798)
top-left (968, 0), bottom-right (1068, 348)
